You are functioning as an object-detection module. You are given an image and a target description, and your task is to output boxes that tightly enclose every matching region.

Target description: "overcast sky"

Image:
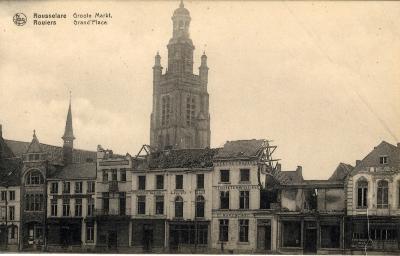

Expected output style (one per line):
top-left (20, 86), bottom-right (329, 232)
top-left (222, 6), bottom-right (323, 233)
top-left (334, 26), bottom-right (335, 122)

top-left (0, 1), bottom-right (399, 179)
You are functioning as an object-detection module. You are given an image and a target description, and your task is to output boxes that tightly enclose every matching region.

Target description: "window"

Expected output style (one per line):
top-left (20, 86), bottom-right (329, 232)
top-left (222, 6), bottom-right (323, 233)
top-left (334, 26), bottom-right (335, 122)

top-left (137, 195), bottom-right (146, 214)
top-left (87, 197), bottom-right (94, 216)
top-left (9, 226), bottom-right (17, 240)
top-left (0, 207), bottom-right (5, 220)
top-left (75, 198), bottom-right (82, 216)
top-left (111, 169), bottom-right (117, 181)
top-left (120, 169), bottom-right (126, 182)
top-left (357, 178), bottom-right (368, 208)
top-left (87, 224), bottom-right (94, 242)
top-left (240, 191), bottom-right (250, 209)
top-left (186, 95), bottom-right (196, 127)
top-left (9, 206), bottom-right (15, 221)
top-left (219, 219), bottom-right (229, 242)
top-left (282, 221), bottom-right (301, 247)
top-left (75, 182), bottom-right (83, 194)
top-left (87, 181), bottom-right (95, 193)
top-left (102, 193), bottom-right (109, 214)
top-left (320, 224), bottom-right (340, 248)
top-left (155, 195), bottom-right (164, 215)
top-left (63, 182), bottom-right (70, 194)
top-left (50, 182), bottom-right (58, 194)
top-left (220, 170), bottom-right (230, 183)
top-left (119, 192), bottom-right (126, 215)
top-left (102, 170), bottom-right (108, 182)
top-left (25, 170), bottom-right (44, 185)
top-left (161, 95), bottom-right (171, 126)
top-left (220, 191), bottom-right (229, 209)
top-left (176, 175), bottom-right (183, 189)
top-left (197, 174), bottom-right (204, 189)
top-left (175, 196), bottom-right (183, 218)
top-left (240, 169), bottom-right (250, 182)
top-left (1, 191), bottom-right (6, 201)
top-left (239, 219), bottom-right (249, 242)
top-left (156, 175), bottom-right (164, 189)
top-left (370, 227), bottom-right (398, 241)
top-left (138, 176), bottom-right (146, 190)
top-left (62, 198), bottom-right (70, 216)
top-left (379, 156), bottom-right (388, 165)
top-left (25, 194), bottom-right (44, 211)
top-left (9, 191), bottom-right (15, 201)
top-left (196, 195), bottom-right (205, 218)
top-left (377, 180), bottom-right (389, 208)
top-left (51, 199), bottom-right (58, 216)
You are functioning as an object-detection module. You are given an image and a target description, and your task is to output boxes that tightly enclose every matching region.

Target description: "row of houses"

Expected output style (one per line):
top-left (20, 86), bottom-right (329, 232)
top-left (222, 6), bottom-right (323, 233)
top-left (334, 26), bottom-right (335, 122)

top-left (1, 123), bottom-right (399, 253)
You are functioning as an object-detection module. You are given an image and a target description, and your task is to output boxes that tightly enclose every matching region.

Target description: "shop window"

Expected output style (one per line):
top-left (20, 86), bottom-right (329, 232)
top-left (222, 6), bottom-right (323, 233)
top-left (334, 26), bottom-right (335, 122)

top-left (75, 198), bottom-right (82, 216)
top-left (176, 175), bottom-right (183, 189)
top-left (138, 176), bottom-right (146, 190)
top-left (50, 182), bottom-right (58, 194)
top-left (137, 195), bottom-right (146, 214)
top-left (120, 169), bottom-right (127, 182)
top-left (219, 219), bottom-right (229, 242)
top-left (8, 226), bottom-right (17, 240)
top-left (9, 191), bottom-right (15, 201)
top-left (356, 178), bottom-right (368, 208)
top-left (220, 170), bottom-right (230, 183)
top-left (320, 224), bottom-right (340, 248)
top-left (282, 221), bottom-right (301, 247)
top-left (377, 180), bottom-right (389, 208)
top-left (240, 169), bottom-right (250, 182)
top-left (197, 174), bottom-right (204, 189)
top-left (75, 181), bottom-right (83, 194)
top-left (175, 196), bottom-right (183, 218)
top-left (370, 227), bottom-right (398, 240)
top-left (156, 175), bottom-right (164, 189)
top-left (155, 195), bottom-right (164, 215)
top-left (239, 219), bottom-right (249, 242)
top-left (240, 191), bottom-right (250, 209)
top-left (196, 195), bottom-right (205, 218)
top-left (220, 191), bottom-right (229, 209)
top-left (51, 199), bottom-right (58, 216)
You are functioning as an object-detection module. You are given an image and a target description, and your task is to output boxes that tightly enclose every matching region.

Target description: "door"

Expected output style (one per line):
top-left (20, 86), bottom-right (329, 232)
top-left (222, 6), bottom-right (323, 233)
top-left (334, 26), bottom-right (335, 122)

top-left (143, 225), bottom-right (153, 251)
top-left (257, 225), bottom-right (272, 251)
top-left (304, 228), bottom-right (317, 253)
top-left (265, 225), bottom-right (272, 250)
top-left (108, 231), bottom-right (117, 250)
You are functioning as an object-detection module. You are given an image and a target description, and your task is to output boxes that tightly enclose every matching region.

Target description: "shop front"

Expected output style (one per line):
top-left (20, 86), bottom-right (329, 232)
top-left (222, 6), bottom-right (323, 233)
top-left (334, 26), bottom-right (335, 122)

top-left (168, 220), bottom-right (209, 253)
top-left (131, 219), bottom-right (166, 252)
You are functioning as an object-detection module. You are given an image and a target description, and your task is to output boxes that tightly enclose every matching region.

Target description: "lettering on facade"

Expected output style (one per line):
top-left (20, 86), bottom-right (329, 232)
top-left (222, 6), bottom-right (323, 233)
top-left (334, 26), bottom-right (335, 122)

top-left (133, 190), bottom-right (165, 195)
top-left (216, 184), bottom-right (260, 190)
top-left (215, 212), bottom-right (253, 218)
top-left (99, 160), bottom-right (129, 166)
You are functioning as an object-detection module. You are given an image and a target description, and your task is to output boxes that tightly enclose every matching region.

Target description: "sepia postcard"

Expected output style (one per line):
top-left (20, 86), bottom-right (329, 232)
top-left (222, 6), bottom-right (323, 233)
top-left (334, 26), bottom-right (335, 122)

top-left (0, 0), bottom-right (399, 255)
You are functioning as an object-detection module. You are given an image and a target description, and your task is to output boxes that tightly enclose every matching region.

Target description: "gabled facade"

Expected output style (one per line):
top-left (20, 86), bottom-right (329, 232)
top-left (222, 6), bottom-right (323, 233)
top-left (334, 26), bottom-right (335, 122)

top-left (344, 141), bottom-right (400, 252)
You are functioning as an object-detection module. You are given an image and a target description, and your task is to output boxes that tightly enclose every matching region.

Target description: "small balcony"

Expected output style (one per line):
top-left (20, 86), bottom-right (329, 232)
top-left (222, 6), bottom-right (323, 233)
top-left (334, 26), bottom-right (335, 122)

top-left (108, 180), bottom-right (119, 193)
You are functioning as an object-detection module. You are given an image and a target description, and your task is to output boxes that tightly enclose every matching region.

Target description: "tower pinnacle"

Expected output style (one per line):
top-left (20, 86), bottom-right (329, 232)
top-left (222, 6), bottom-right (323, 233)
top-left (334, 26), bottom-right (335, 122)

top-left (62, 93), bottom-right (75, 165)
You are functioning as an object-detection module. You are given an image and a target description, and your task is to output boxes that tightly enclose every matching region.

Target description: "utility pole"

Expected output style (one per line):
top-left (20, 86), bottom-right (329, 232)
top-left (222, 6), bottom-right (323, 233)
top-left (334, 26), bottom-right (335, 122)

top-left (5, 184), bottom-right (8, 251)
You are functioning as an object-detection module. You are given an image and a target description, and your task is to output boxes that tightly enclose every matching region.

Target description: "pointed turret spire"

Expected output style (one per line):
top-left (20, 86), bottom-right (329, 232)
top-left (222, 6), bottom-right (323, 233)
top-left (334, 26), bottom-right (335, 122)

top-left (62, 92), bottom-right (75, 165)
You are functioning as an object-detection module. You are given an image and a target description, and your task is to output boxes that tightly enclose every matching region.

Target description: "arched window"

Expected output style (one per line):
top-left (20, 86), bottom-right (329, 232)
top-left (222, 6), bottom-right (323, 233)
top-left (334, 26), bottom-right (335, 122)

top-left (186, 95), bottom-right (196, 127)
top-left (356, 178), bottom-right (368, 208)
top-left (25, 170), bottom-right (44, 185)
top-left (196, 195), bottom-right (205, 218)
top-left (175, 196), bottom-right (183, 218)
top-left (377, 180), bottom-right (389, 209)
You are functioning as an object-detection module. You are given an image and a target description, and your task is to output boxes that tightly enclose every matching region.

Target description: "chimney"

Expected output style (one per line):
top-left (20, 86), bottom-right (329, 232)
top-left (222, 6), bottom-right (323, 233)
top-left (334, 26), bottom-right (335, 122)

top-left (356, 160), bottom-right (361, 166)
top-left (296, 165), bottom-right (302, 175)
top-left (276, 163), bottom-right (281, 172)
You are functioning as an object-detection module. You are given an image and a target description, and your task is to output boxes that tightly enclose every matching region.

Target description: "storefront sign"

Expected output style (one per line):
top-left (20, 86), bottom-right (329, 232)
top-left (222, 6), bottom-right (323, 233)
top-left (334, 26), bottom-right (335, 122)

top-left (216, 184), bottom-right (259, 190)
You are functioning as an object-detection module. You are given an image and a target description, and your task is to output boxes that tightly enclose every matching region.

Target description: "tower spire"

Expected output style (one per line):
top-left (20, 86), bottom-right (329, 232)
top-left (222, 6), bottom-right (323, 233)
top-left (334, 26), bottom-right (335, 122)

top-left (62, 92), bottom-right (75, 165)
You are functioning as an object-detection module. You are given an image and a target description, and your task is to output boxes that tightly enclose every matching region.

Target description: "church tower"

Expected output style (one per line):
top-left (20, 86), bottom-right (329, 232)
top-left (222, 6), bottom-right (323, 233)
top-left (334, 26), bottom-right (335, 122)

top-left (62, 95), bottom-right (75, 165)
top-left (150, 1), bottom-right (211, 150)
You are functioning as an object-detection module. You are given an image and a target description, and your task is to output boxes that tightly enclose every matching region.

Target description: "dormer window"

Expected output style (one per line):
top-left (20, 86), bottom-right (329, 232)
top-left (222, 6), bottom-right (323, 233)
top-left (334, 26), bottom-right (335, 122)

top-left (379, 156), bottom-right (388, 165)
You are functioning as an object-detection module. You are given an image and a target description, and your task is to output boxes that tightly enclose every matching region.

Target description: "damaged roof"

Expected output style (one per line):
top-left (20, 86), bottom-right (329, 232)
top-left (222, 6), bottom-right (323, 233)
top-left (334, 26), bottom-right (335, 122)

top-left (138, 148), bottom-right (219, 170)
top-left (329, 163), bottom-right (354, 181)
top-left (215, 139), bottom-right (266, 160)
top-left (48, 162), bottom-right (96, 180)
top-left (0, 158), bottom-right (22, 187)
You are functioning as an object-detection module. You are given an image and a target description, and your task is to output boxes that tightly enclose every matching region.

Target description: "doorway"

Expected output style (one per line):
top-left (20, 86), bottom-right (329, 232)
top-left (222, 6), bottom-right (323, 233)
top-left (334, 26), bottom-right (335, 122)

top-left (304, 228), bottom-right (317, 253)
top-left (108, 231), bottom-right (117, 250)
top-left (257, 224), bottom-right (271, 251)
top-left (143, 225), bottom-right (153, 251)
